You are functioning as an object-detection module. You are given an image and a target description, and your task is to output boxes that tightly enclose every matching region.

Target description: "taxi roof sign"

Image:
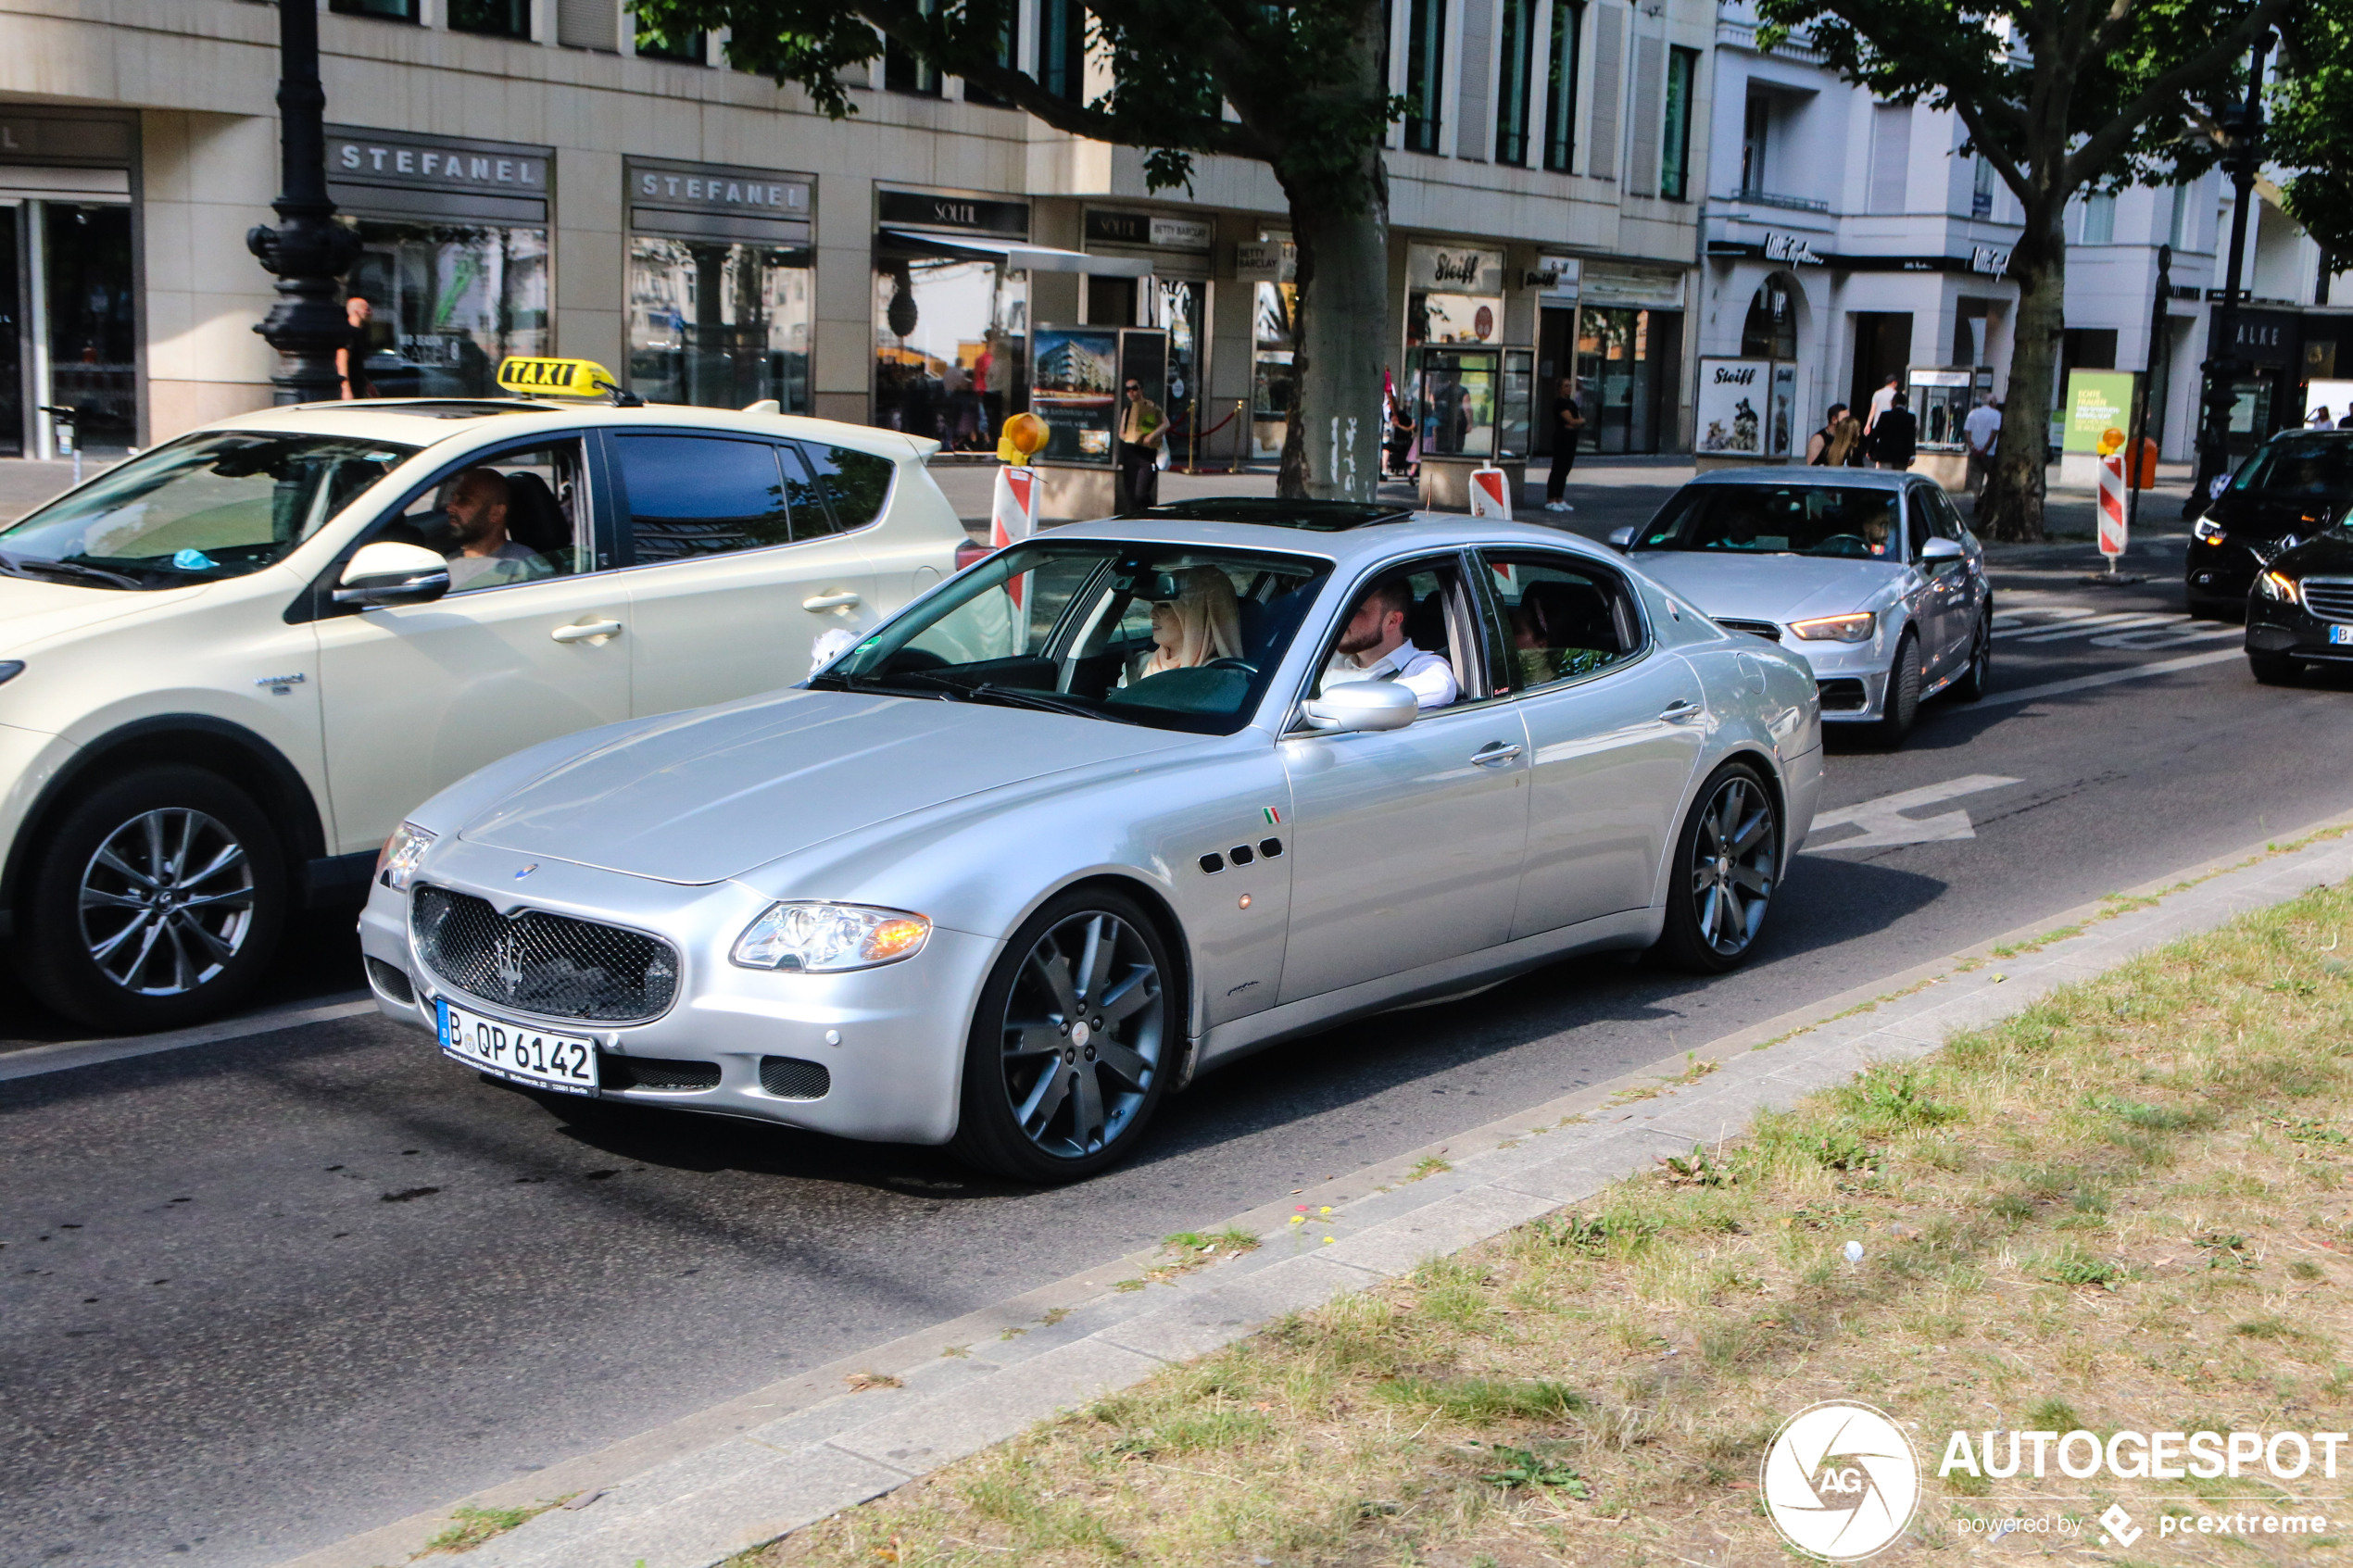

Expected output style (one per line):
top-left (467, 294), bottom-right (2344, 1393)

top-left (496, 357), bottom-right (621, 398)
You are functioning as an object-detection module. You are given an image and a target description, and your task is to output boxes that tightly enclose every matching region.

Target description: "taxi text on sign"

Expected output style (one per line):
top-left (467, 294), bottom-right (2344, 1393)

top-left (495, 358), bottom-right (615, 397)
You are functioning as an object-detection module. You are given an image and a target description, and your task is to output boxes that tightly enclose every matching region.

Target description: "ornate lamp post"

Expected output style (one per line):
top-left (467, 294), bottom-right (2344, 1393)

top-left (245, 0), bottom-right (361, 405)
top-left (2189, 31), bottom-right (2273, 509)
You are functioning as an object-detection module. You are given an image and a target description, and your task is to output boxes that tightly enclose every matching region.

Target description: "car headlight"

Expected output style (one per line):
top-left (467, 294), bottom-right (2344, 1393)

top-left (2258, 569), bottom-right (2304, 607)
top-left (376, 822), bottom-right (434, 890)
top-left (1790, 611), bottom-right (1876, 643)
top-left (2192, 516), bottom-right (2225, 546)
top-left (0, 660), bottom-right (21, 687)
top-left (733, 902), bottom-right (932, 972)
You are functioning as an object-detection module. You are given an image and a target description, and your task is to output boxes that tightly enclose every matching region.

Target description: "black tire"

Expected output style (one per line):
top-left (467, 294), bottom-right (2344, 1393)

top-left (1872, 630), bottom-right (1922, 746)
top-left (2248, 649), bottom-right (2301, 686)
top-left (950, 886), bottom-right (1176, 1184)
top-left (1953, 610), bottom-right (1992, 702)
top-left (1655, 760), bottom-right (1781, 975)
top-left (16, 764), bottom-right (288, 1032)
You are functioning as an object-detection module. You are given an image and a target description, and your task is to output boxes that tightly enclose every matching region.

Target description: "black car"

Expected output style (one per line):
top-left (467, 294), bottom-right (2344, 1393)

top-left (2186, 430), bottom-right (2353, 620)
top-left (2246, 531), bottom-right (2353, 684)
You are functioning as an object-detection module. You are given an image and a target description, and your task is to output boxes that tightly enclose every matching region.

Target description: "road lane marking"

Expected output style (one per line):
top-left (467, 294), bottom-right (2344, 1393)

top-left (0, 995), bottom-right (375, 1085)
top-left (1999, 610), bottom-right (2168, 641)
top-left (1801, 774), bottom-right (2023, 853)
top-left (1975, 646), bottom-right (2245, 709)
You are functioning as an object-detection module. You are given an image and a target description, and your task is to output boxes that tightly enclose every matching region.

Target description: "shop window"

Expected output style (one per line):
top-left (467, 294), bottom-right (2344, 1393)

top-left (1577, 307), bottom-right (1679, 456)
top-left (1659, 46), bottom-right (1696, 201)
top-left (1252, 276), bottom-right (1297, 458)
top-left (1039, 0), bottom-right (1088, 102)
top-left (1403, 0), bottom-right (1446, 153)
top-left (330, 0), bottom-right (421, 20)
top-left (1541, 1), bottom-right (1581, 172)
top-left (1741, 277), bottom-right (1798, 360)
top-left (1493, 0), bottom-right (1536, 166)
top-left (627, 238), bottom-right (812, 413)
top-left (447, 0), bottom-right (531, 39)
top-left (43, 205), bottom-right (138, 455)
top-left (874, 245), bottom-right (1028, 454)
top-left (615, 435), bottom-right (796, 561)
top-left (342, 219), bottom-right (550, 400)
top-left (636, 23), bottom-right (706, 62)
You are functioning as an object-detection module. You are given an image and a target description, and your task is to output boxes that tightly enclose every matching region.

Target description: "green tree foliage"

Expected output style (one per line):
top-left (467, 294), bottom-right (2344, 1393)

top-left (2269, 11), bottom-right (2353, 267)
top-left (1755, 0), bottom-right (2292, 539)
top-left (640, 0), bottom-right (1398, 499)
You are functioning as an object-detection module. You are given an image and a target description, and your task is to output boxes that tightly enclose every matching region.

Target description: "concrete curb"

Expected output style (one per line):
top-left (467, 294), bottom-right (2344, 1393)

top-left (282, 813), bottom-right (2353, 1568)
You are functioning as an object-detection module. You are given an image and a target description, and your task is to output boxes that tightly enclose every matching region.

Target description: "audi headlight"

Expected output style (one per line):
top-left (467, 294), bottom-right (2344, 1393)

top-left (376, 822), bottom-right (434, 890)
top-left (2258, 569), bottom-right (2304, 607)
top-left (2192, 516), bottom-right (2225, 546)
top-left (733, 902), bottom-right (932, 972)
top-left (1790, 611), bottom-right (1877, 643)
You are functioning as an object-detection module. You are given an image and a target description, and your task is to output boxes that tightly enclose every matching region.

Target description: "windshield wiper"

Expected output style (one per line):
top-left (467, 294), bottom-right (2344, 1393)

top-left (0, 554), bottom-right (144, 590)
top-left (812, 668), bottom-right (969, 702)
top-left (968, 684), bottom-right (1139, 724)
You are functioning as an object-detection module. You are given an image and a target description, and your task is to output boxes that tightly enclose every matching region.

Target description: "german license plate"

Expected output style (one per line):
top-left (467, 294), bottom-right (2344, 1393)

top-left (436, 998), bottom-right (598, 1096)
top-left (2330, 626), bottom-right (2353, 646)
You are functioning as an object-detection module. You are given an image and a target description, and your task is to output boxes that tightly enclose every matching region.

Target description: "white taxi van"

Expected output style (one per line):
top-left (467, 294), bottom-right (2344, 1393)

top-left (0, 360), bottom-right (967, 1031)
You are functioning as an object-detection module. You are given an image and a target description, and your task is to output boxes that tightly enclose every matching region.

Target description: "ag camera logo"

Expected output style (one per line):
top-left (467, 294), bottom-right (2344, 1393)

top-left (1761, 1400), bottom-right (1920, 1561)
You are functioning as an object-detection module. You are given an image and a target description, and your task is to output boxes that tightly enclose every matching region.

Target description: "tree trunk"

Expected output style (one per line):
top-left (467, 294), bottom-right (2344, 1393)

top-left (1277, 175), bottom-right (1390, 501)
top-left (1977, 199), bottom-right (2067, 542)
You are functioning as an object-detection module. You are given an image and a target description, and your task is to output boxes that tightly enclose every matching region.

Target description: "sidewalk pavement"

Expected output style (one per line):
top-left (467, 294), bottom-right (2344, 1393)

top-left (286, 812), bottom-right (2353, 1568)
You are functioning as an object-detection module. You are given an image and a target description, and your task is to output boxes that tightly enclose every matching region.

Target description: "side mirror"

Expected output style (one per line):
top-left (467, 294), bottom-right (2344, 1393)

top-left (1607, 526), bottom-right (1636, 551)
top-left (1300, 680), bottom-right (1418, 734)
top-left (334, 540), bottom-right (451, 607)
top-left (1919, 536), bottom-right (1964, 564)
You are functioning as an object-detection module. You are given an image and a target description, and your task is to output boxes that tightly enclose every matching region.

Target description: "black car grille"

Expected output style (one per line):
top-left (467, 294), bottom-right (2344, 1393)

top-left (1818, 678), bottom-right (1868, 712)
top-left (760, 1056), bottom-right (832, 1099)
top-left (412, 885), bottom-right (678, 1023)
top-left (365, 957), bottom-right (415, 1006)
top-left (1716, 618), bottom-right (1782, 642)
top-left (2302, 581), bottom-right (2353, 624)
top-left (602, 1055), bottom-right (721, 1092)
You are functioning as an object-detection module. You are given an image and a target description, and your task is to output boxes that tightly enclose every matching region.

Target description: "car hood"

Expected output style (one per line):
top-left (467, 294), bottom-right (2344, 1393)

top-left (0, 574), bottom-right (187, 653)
top-left (2272, 532), bottom-right (2353, 577)
top-left (2205, 490), bottom-right (2350, 538)
top-left (1629, 551), bottom-right (1906, 624)
top-left (459, 689), bottom-right (1197, 884)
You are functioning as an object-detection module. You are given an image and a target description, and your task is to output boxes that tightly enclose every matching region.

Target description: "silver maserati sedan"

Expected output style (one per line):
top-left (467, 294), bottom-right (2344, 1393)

top-left (359, 512), bottom-right (1823, 1181)
top-left (1611, 470), bottom-right (1992, 745)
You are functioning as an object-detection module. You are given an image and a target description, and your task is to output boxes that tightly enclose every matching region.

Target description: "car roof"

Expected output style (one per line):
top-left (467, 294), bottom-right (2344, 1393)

top-left (1130, 496), bottom-right (1416, 530)
top-left (1039, 511), bottom-right (1626, 570)
top-left (168, 398), bottom-right (936, 462)
top-left (1681, 465), bottom-right (1918, 491)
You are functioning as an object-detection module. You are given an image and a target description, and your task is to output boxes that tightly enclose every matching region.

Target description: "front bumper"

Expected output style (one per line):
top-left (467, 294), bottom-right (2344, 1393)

top-left (2246, 595), bottom-right (2353, 665)
top-left (1784, 639), bottom-right (1893, 723)
top-left (358, 836), bottom-right (999, 1146)
top-left (2186, 541), bottom-right (2259, 607)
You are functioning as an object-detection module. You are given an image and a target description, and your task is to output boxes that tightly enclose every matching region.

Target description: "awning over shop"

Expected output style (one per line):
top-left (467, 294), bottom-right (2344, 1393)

top-left (878, 228), bottom-right (1153, 276)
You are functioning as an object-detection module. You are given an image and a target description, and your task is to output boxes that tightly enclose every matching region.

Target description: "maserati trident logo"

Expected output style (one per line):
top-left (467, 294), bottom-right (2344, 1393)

top-left (514, 863), bottom-right (538, 879)
top-left (494, 928), bottom-right (524, 998)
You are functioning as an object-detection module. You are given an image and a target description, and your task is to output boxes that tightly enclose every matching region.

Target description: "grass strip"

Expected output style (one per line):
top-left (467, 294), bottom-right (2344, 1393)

top-left (736, 883), bottom-right (2353, 1567)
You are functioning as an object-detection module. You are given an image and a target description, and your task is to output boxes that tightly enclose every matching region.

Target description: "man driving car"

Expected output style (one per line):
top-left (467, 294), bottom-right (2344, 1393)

top-left (440, 467), bottom-right (549, 591)
top-left (1322, 575), bottom-right (1458, 709)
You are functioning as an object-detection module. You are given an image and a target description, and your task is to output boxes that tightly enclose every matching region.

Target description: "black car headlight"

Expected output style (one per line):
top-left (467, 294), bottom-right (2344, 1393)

top-left (2192, 517), bottom-right (2225, 546)
top-left (733, 902), bottom-right (932, 972)
top-left (2257, 570), bottom-right (2303, 608)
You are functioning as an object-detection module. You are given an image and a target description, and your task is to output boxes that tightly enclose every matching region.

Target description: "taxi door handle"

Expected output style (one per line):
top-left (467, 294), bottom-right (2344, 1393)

top-left (1470, 741), bottom-right (1524, 768)
top-left (550, 619), bottom-right (624, 644)
top-left (802, 590), bottom-right (862, 611)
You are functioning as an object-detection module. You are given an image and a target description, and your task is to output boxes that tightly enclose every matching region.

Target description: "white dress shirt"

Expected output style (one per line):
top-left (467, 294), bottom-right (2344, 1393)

top-left (1324, 636), bottom-right (1459, 709)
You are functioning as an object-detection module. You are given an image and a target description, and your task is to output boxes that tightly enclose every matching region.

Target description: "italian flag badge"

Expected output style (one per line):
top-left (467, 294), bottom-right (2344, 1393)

top-left (1262, 806), bottom-right (1281, 825)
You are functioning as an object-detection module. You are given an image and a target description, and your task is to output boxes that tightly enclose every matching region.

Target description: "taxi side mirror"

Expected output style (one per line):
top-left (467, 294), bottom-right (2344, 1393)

top-left (335, 540), bottom-right (451, 607)
top-left (1300, 680), bottom-right (1418, 734)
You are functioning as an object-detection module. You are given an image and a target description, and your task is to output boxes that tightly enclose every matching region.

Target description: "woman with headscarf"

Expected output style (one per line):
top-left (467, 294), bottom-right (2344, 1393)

top-left (1138, 565), bottom-right (1244, 678)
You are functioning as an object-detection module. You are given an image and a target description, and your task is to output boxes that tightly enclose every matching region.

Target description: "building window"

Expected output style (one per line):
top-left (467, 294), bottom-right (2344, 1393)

top-left (1039, 0), bottom-right (1088, 103)
top-left (1541, 1), bottom-right (1581, 172)
top-left (557, 0), bottom-right (615, 50)
top-left (963, 6), bottom-right (1020, 107)
top-left (2081, 191), bottom-right (2115, 245)
top-left (1971, 153), bottom-right (1994, 219)
top-left (447, 0), bottom-right (530, 39)
top-left (884, 1), bottom-right (942, 95)
top-left (1868, 104), bottom-right (1910, 214)
top-left (1659, 46), bottom-right (1696, 200)
top-left (636, 24), bottom-right (706, 62)
top-left (2168, 183), bottom-right (2195, 250)
top-left (1403, 0), bottom-right (1446, 154)
top-left (330, 0), bottom-right (421, 20)
top-left (1493, 0), bottom-right (1536, 165)
top-left (1741, 94), bottom-right (1768, 194)
top-left (1741, 276), bottom-right (1797, 359)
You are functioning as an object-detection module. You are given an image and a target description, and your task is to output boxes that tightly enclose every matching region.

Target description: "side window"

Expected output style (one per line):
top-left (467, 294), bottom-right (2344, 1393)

top-left (375, 437), bottom-right (592, 595)
top-left (615, 435), bottom-right (791, 563)
top-left (1905, 489), bottom-right (1933, 559)
top-left (794, 442), bottom-right (896, 535)
top-left (1311, 556), bottom-right (1474, 710)
top-left (1925, 487), bottom-right (1966, 542)
top-left (1483, 552), bottom-right (1645, 692)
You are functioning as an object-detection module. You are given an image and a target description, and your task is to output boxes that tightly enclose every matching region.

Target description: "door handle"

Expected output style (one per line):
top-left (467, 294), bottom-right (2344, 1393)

top-left (1659, 698), bottom-right (1704, 723)
top-left (801, 590), bottom-right (862, 611)
top-left (1470, 741), bottom-right (1524, 767)
top-left (549, 619), bottom-right (624, 644)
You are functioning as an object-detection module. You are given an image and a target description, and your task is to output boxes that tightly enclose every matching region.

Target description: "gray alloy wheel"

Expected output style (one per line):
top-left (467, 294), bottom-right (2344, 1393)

top-left (78, 807), bottom-right (258, 996)
top-left (952, 889), bottom-right (1174, 1182)
top-left (1954, 610), bottom-right (1992, 701)
top-left (1874, 630), bottom-right (1922, 746)
top-left (1656, 761), bottom-right (1780, 974)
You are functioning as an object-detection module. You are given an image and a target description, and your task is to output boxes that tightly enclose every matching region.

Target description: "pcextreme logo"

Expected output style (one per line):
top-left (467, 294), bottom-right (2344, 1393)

top-left (1761, 1400), bottom-right (1922, 1561)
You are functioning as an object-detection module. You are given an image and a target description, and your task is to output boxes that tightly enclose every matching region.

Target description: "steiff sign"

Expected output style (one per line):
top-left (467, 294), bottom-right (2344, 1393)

top-left (1405, 244), bottom-right (1504, 295)
top-left (326, 125), bottom-right (552, 223)
top-left (629, 158), bottom-right (813, 246)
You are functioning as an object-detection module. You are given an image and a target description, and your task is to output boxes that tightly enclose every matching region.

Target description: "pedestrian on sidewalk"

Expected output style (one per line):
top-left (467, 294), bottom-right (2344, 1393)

top-left (1868, 392), bottom-right (1918, 470)
top-left (1115, 377), bottom-right (1165, 516)
top-left (1864, 372), bottom-right (1900, 435)
top-left (1963, 393), bottom-right (2002, 501)
top-left (1543, 377), bottom-right (1585, 513)
top-left (1806, 403), bottom-right (1860, 466)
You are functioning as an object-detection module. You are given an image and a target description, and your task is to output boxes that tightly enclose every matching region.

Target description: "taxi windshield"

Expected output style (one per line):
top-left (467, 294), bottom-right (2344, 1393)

top-left (812, 540), bottom-right (1332, 735)
top-left (0, 433), bottom-right (421, 591)
top-left (1633, 483), bottom-right (1906, 561)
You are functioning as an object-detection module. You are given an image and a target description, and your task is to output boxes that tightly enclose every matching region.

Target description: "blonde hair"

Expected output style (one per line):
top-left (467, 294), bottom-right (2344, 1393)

top-left (1142, 566), bottom-right (1244, 675)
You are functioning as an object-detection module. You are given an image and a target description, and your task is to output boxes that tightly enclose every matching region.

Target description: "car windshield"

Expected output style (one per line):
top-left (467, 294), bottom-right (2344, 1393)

top-left (2229, 435), bottom-right (2353, 502)
top-left (813, 540), bottom-right (1332, 735)
top-left (1632, 484), bottom-right (1905, 561)
top-left (0, 433), bottom-right (421, 591)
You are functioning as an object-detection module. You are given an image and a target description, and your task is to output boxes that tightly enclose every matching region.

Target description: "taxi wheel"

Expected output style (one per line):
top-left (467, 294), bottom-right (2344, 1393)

top-left (1655, 760), bottom-right (1780, 975)
top-left (951, 887), bottom-right (1175, 1185)
top-left (16, 765), bottom-right (287, 1033)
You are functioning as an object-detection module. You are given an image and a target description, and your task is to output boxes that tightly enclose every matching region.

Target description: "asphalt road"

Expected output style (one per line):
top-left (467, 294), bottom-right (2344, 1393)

top-left (11, 508), bottom-right (2341, 1568)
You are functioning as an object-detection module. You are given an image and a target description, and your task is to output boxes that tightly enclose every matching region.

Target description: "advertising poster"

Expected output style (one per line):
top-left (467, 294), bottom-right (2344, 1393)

top-left (1696, 358), bottom-right (1768, 456)
top-left (2062, 370), bottom-right (2137, 454)
top-left (1029, 325), bottom-right (1119, 465)
top-left (1768, 362), bottom-right (1797, 458)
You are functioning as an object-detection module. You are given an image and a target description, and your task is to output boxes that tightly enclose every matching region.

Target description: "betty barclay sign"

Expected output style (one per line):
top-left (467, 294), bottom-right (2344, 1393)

top-left (1406, 244), bottom-right (1505, 295)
